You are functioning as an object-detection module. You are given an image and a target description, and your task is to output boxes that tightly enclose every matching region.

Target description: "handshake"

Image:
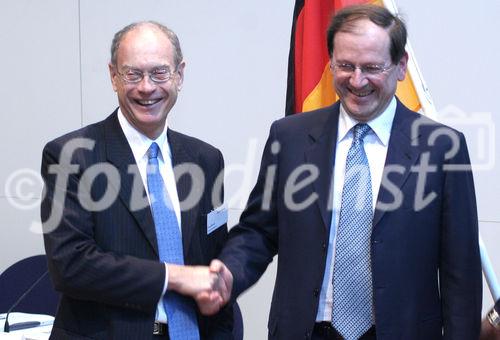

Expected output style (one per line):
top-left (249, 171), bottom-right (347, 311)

top-left (167, 259), bottom-right (233, 315)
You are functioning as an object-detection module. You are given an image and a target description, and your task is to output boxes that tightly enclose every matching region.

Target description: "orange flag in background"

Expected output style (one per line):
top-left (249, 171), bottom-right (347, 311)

top-left (285, 0), bottom-right (423, 115)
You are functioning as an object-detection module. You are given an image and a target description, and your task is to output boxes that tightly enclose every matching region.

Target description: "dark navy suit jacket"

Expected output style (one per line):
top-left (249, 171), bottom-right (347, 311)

top-left (41, 111), bottom-right (232, 339)
top-left (219, 100), bottom-right (481, 340)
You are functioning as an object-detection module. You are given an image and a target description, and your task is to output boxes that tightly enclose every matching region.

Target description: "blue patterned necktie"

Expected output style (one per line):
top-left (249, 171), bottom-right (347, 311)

top-left (146, 142), bottom-right (200, 340)
top-left (332, 124), bottom-right (374, 340)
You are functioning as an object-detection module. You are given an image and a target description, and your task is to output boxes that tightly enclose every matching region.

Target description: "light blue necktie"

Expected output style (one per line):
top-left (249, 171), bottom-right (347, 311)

top-left (332, 124), bottom-right (374, 340)
top-left (147, 142), bottom-right (200, 340)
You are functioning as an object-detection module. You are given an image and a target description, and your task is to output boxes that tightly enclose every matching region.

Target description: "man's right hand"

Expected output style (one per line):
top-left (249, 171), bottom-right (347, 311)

top-left (167, 264), bottom-right (220, 297)
top-left (167, 262), bottom-right (233, 315)
top-left (193, 260), bottom-right (233, 315)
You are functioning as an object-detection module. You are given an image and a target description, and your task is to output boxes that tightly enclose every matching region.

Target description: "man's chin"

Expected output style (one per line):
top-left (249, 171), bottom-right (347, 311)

top-left (344, 103), bottom-right (369, 119)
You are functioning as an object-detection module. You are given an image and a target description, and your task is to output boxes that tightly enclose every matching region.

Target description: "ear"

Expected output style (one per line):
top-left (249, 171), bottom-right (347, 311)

top-left (175, 60), bottom-right (186, 90)
top-left (108, 63), bottom-right (118, 92)
top-left (396, 52), bottom-right (409, 81)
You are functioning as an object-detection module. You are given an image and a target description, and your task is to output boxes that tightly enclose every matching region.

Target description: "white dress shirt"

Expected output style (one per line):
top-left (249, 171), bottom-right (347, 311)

top-left (117, 109), bottom-right (181, 323)
top-left (316, 97), bottom-right (397, 321)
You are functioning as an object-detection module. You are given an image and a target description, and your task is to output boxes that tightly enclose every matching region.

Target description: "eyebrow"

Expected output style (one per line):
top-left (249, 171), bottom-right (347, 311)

top-left (333, 58), bottom-right (388, 66)
top-left (120, 64), bottom-right (171, 70)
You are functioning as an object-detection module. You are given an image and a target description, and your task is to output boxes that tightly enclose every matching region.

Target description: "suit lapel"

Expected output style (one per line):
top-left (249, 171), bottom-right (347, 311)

top-left (167, 129), bottom-right (200, 256)
top-left (104, 111), bottom-right (159, 256)
top-left (305, 104), bottom-right (340, 230)
top-left (373, 101), bottom-right (421, 227)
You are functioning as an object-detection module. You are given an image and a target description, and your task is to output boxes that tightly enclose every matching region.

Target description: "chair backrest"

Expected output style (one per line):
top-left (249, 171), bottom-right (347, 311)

top-left (0, 254), bottom-right (59, 316)
top-left (233, 302), bottom-right (244, 340)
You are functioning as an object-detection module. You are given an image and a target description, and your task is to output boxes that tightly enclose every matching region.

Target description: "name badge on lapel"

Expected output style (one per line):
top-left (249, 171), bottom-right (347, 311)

top-left (207, 204), bottom-right (228, 235)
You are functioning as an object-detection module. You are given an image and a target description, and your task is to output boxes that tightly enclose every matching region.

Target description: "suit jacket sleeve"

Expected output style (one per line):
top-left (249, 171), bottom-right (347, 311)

top-left (218, 122), bottom-right (280, 299)
top-left (439, 132), bottom-right (482, 339)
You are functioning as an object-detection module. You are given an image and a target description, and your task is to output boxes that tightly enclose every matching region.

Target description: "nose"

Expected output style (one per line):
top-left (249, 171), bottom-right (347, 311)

top-left (136, 75), bottom-right (156, 93)
top-left (349, 68), bottom-right (369, 88)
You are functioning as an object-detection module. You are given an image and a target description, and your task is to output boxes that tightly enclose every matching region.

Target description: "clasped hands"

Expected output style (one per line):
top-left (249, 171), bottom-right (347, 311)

top-left (167, 259), bottom-right (233, 315)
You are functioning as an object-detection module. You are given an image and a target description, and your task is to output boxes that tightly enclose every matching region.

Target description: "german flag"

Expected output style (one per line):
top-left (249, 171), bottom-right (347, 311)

top-left (285, 0), bottom-right (425, 116)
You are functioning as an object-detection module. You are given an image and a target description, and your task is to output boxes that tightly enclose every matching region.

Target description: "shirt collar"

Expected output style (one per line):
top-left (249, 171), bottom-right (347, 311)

top-left (117, 108), bottom-right (171, 163)
top-left (338, 96), bottom-right (396, 146)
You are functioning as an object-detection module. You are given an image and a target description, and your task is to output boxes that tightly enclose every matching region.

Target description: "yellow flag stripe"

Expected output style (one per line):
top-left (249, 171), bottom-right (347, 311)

top-left (302, 63), bottom-right (336, 112)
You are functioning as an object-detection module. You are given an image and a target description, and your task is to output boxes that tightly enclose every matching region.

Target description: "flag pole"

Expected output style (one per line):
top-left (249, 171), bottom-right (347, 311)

top-left (480, 235), bottom-right (500, 301)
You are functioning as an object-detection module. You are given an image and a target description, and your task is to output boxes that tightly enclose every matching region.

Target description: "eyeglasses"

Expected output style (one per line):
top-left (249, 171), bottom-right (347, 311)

top-left (116, 66), bottom-right (177, 84)
top-left (331, 62), bottom-right (394, 76)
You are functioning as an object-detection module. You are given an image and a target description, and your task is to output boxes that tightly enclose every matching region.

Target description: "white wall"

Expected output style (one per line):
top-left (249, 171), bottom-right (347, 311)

top-left (1, 1), bottom-right (499, 339)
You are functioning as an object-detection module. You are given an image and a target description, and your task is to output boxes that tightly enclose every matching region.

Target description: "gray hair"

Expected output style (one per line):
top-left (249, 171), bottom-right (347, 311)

top-left (110, 21), bottom-right (183, 67)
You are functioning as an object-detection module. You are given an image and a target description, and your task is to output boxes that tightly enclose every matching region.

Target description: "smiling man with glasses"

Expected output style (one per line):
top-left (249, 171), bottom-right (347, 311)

top-left (41, 21), bottom-right (232, 340)
top-left (207, 4), bottom-right (482, 340)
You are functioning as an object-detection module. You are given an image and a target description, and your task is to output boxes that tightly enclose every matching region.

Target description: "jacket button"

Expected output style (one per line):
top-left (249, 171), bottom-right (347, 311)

top-left (304, 331), bottom-right (311, 339)
top-left (314, 288), bottom-right (320, 297)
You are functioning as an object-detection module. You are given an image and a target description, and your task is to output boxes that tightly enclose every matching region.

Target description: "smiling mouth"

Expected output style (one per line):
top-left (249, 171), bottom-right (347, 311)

top-left (135, 99), bottom-right (162, 107)
top-left (349, 88), bottom-right (374, 98)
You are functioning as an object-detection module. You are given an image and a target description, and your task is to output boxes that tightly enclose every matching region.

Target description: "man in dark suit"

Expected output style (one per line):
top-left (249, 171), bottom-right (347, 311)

top-left (210, 4), bottom-right (482, 340)
top-left (41, 21), bottom-right (232, 339)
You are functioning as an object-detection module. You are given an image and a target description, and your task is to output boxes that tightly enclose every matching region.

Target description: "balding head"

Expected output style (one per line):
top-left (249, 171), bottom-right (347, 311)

top-left (110, 21), bottom-right (183, 68)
